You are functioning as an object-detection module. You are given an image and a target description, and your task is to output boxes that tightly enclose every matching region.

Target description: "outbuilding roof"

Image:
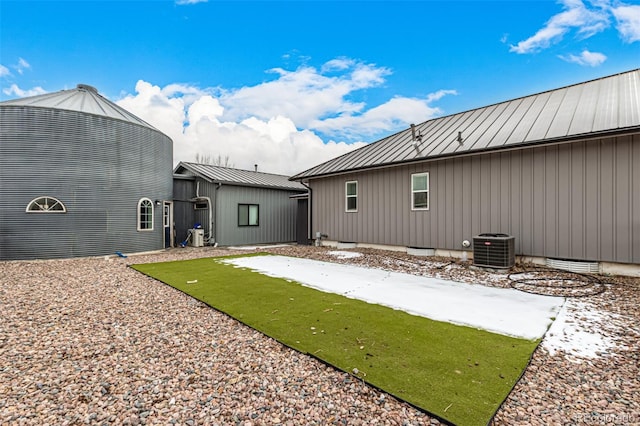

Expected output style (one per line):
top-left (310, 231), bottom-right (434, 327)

top-left (174, 162), bottom-right (307, 191)
top-left (292, 69), bottom-right (640, 180)
top-left (0, 84), bottom-right (158, 131)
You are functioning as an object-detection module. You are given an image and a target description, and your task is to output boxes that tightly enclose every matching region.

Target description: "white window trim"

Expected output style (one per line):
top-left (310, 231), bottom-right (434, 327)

top-left (345, 180), bottom-right (358, 213)
top-left (411, 172), bottom-right (429, 211)
top-left (26, 196), bottom-right (67, 213)
top-left (137, 198), bottom-right (154, 231)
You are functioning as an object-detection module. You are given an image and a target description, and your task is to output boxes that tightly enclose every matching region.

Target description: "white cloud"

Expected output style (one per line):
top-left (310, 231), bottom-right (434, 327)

top-left (220, 61), bottom-right (391, 129)
top-left (510, 0), bottom-right (610, 54)
top-left (2, 84), bottom-right (46, 97)
top-left (117, 79), bottom-right (367, 175)
top-left (175, 0), bottom-right (207, 4)
top-left (612, 4), bottom-right (640, 42)
top-left (311, 93), bottom-right (456, 138)
top-left (0, 64), bottom-right (10, 77)
top-left (115, 59), bottom-right (454, 176)
top-left (558, 49), bottom-right (607, 66)
top-left (15, 57), bottom-right (31, 75)
top-left (426, 89), bottom-right (458, 103)
top-left (321, 58), bottom-right (355, 72)
top-left (118, 80), bottom-right (192, 146)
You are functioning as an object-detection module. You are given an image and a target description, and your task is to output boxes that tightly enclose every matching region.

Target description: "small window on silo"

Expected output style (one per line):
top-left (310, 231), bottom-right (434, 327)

top-left (26, 196), bottom-right (67, 213)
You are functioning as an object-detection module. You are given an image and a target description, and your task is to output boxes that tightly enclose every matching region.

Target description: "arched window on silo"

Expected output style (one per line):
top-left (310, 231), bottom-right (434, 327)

top-left (26, 196), bottom-right (66, 213)
top-left (137, 198), bottom-right (154, 231)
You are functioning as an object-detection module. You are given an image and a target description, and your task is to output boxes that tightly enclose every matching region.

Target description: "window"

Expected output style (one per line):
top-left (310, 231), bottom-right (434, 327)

top-left (238, 204), bottom-right (259, 226)
top-left (345, 181), bottom-right (357, 212)
top-left (194, 201), bottom-right (208, 210)
top-left (138, 198), bottom-right (154, 231)
top-left (411, 173), bottom-right (429, 210)
top-left (164, 204), bottom-right (170, 227)
top-left (26, 196), bottom-right (66, 213)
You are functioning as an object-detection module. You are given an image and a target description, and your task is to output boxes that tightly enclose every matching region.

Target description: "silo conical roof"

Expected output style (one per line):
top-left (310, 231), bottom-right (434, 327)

top-left (0, 84), bottom-right (158, 131)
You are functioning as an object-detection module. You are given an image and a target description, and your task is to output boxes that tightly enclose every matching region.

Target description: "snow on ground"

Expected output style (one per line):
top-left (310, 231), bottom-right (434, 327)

top-left (542, 299), bottom-right (621, 360)
top-left (223, 255), bottom-right (564, 340)
top-left (327, 250), bottom-right (363, 259)
top-left (228, 244), bottom-right (292, 250)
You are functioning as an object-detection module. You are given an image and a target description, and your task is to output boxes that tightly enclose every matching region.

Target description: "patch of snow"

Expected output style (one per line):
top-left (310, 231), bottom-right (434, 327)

top-left (542, 300), bottom-right (618, 360)
top-left (228, 244), bottom-right (292, 250)
top-left (222, 255), bottom-right (564, 340)
top-left (327, 250), bottom-right (363, 259)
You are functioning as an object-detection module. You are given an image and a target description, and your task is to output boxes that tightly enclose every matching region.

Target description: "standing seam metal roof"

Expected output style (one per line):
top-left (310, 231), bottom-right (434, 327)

top-left (0, 84), bottom-right (158, 131)
top-left (291, 69), bottom-right (640, 180)
top-left (174, 162), bottom-right (307, 191)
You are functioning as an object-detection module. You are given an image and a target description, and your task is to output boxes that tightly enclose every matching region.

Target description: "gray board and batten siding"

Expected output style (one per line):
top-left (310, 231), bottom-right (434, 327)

top-left (173, 162), bottom-right (306, 246)
top-left (0, 85), bottom-right (173, 260)
top-left (215, 184), bottom-right (301, 246)
top-left (310, 134), bottom-right (639, 264)
top-left (294, 70), bottom-right (640, 265)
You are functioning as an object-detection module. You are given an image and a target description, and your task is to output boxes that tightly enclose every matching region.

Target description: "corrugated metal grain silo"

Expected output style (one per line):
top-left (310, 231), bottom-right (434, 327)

top-left (0, 84), bottom-right (173, 260)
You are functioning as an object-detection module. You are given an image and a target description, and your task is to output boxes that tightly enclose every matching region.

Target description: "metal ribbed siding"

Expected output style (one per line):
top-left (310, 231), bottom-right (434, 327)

top-left (310, 134), bottom-right (639, 264)
top-left (172, 177), bottom-right (197, 245)
top-left (215, 185), bottom-right (299, 246)
top-left (0, 106), bottom-right (173, 260)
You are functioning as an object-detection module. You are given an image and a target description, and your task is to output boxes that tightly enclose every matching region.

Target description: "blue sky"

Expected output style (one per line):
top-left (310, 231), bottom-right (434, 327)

top-left (1, 0), bottom-right (639, 174)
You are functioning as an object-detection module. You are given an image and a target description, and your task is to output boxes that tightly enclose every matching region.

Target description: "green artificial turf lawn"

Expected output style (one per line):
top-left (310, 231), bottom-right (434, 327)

top-left (132, 254), bottom-right (538, 426)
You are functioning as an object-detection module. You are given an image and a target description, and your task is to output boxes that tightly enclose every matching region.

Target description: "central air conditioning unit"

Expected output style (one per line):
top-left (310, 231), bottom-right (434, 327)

top-left (473, 233), bottom-right (515, 269)
top-left (189, 228), bottom-right (205, 247)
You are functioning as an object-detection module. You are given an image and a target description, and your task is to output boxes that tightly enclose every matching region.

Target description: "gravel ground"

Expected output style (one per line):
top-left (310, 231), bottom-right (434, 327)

top-left (1, 245), bottom-right (638, 425)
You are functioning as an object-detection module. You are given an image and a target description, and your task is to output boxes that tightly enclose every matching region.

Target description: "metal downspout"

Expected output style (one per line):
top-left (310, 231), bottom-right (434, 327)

top-left (300, 181), bottom-right (312, 243)
top-left (213, 183), bottom-right (222, 245)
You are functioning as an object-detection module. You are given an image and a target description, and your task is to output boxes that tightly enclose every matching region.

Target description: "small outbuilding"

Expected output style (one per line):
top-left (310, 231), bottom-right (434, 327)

top-left (173, 162), bottom-right (308, 247)
top-left (291, 69), bottom-right (640, 273)
top-left (0, 84), bottom-right (173, 260)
